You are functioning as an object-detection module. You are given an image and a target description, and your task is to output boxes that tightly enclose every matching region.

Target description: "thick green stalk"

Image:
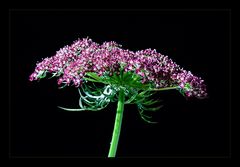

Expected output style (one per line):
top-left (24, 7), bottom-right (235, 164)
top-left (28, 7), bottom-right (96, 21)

top-left (108, 88), bottom-right (125, 158)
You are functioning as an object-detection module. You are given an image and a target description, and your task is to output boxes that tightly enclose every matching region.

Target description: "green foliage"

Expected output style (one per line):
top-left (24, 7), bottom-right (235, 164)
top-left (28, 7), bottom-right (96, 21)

top-left (58, 83), bottom-right (117, 111)
top-left (60, 71), bottom-right (168, 123)
top-left (37, 70), bottom-right (47, 79)
top-left (177, 82), bottom-right (192, 96)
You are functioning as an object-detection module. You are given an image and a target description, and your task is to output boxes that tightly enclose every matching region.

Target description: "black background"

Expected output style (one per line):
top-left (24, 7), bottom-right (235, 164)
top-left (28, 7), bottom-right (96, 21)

top-left (10, 9), bottom-right (230, 157)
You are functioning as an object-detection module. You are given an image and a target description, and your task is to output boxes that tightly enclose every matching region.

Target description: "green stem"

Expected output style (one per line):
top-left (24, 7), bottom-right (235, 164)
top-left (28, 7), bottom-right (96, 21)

top-left (108, 88), bottom-right (125, 158)
top-left (149, 86), bottom-right (178, 91)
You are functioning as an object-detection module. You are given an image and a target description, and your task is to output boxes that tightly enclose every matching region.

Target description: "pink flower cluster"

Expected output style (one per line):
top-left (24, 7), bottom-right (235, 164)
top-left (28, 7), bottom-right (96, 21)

top-left (29, 38), bottom-right (207, 98)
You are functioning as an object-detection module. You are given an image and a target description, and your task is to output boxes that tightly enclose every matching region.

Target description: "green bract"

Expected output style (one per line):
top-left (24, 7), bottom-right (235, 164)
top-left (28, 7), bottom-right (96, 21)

top-left (59, 71), bottom-right (163, 123)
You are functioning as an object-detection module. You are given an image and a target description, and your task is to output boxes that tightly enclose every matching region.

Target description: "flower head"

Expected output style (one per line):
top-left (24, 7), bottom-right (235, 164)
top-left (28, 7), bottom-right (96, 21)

top-left (29, 37), bottom-right (207, 99)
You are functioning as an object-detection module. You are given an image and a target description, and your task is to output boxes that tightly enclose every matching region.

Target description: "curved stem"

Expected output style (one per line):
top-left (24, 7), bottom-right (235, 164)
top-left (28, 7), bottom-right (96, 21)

top-left (108, 88), bottom-right (125, 158)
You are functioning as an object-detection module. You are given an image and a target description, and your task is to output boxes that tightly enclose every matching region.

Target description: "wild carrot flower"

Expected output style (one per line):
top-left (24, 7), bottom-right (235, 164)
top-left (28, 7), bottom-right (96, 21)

top-left (29, 37), bottom-right (207, 157)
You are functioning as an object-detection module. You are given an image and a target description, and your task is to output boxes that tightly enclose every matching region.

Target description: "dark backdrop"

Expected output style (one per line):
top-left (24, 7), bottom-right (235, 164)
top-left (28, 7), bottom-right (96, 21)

top-left (10, 9), bottom-right (230, 157)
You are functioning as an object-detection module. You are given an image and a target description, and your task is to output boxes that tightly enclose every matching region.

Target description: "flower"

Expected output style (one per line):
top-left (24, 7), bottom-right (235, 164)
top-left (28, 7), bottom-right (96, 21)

top-left (29, 37), bottom-right (208, 157)
top-left (29, 37), bottom-right (207, 99)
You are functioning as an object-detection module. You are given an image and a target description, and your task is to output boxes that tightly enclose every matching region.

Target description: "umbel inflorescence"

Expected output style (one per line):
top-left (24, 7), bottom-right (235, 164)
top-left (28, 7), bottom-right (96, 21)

top-left (30, 37), bottom-right (207, 98)
top-left (29, 37), bottom-right (207, 157)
